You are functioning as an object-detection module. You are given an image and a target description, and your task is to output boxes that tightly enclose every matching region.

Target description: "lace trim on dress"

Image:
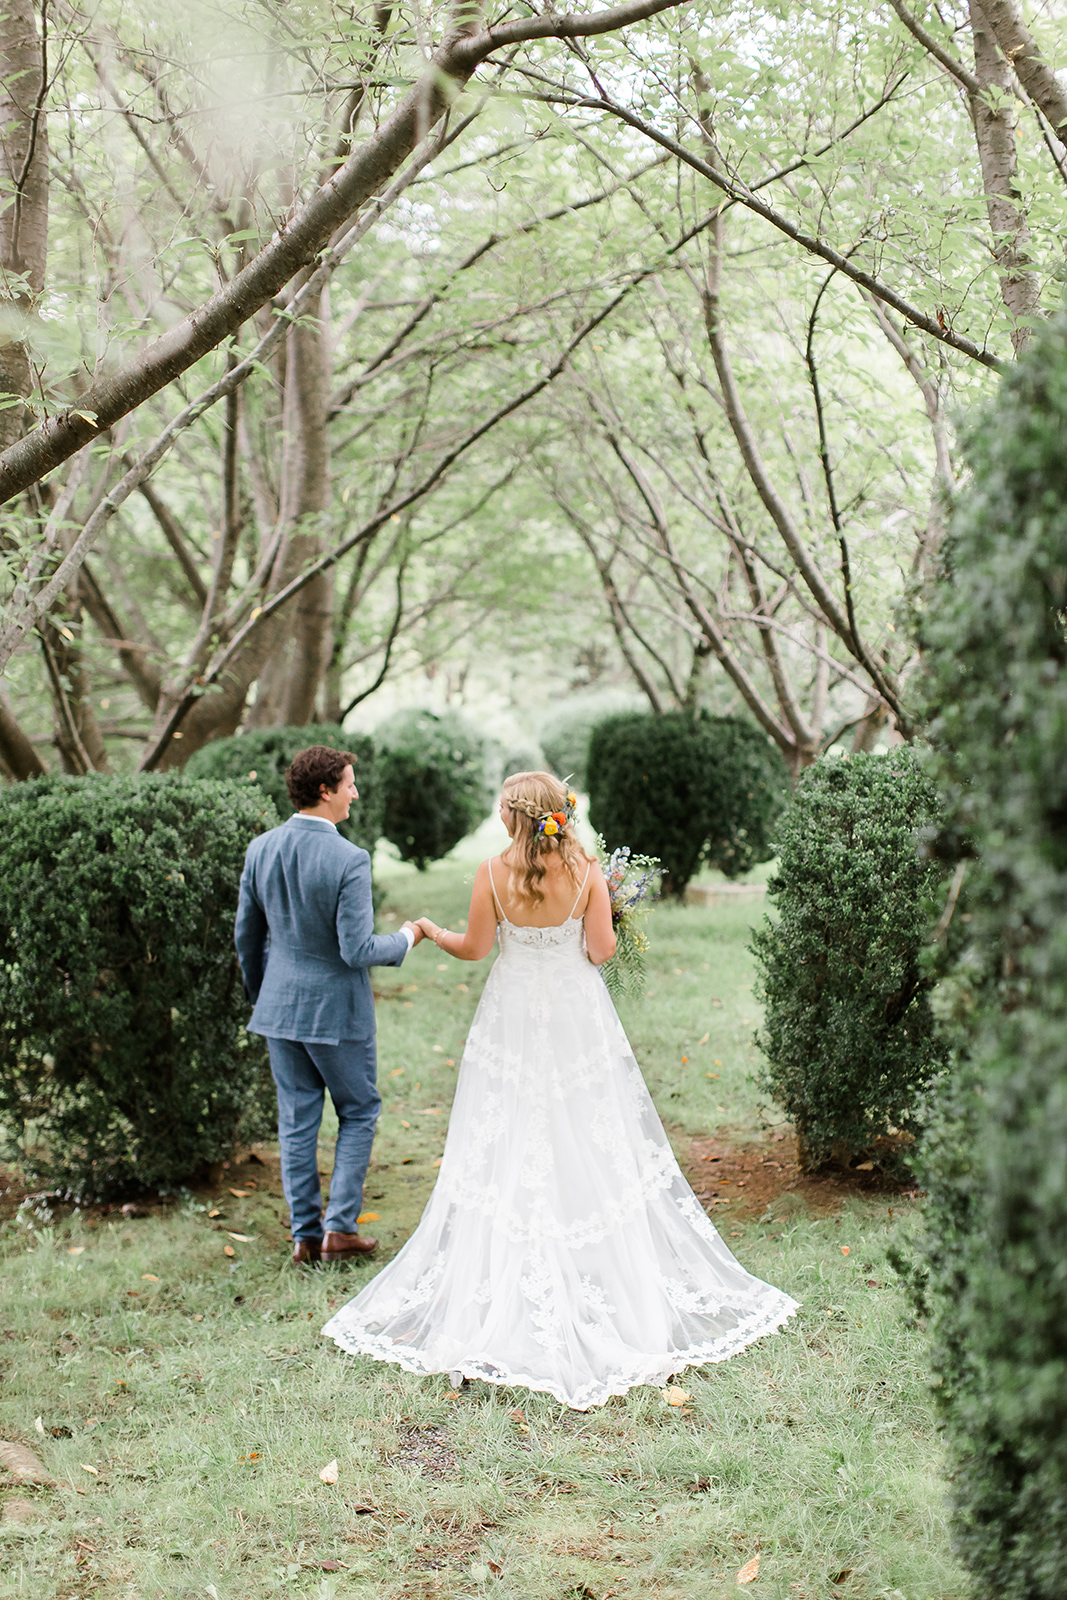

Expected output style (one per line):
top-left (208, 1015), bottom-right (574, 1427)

top-left (325, 1293), bottom-right (800, 1412)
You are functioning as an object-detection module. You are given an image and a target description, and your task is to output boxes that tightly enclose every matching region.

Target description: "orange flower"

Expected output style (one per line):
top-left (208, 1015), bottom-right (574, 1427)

top-left (552, 811), bottom-right (566, 825)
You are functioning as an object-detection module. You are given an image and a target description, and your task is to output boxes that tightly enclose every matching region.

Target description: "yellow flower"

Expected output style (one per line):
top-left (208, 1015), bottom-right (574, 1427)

top-left (543, 819), bottom-right (559, 835)
top-left (567, 792), bottom-right (577, 806)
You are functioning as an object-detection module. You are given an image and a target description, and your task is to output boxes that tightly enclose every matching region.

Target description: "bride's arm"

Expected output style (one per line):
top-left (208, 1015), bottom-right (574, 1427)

top-left (583, 861), bottom-right (617, 966)
top-left (416, 861), bottom-right (498, 962)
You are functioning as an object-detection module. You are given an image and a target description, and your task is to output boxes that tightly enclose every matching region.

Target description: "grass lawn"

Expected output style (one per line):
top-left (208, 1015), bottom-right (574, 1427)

top-left (0, 832), bottom-right (964, 1600)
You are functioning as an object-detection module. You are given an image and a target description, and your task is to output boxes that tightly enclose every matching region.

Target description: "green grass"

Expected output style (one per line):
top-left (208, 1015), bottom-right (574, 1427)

top-left (0, 838), bottom-right (964, 1600)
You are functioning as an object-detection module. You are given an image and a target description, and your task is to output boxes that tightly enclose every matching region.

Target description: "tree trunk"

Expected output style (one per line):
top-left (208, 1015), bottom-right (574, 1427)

top-left (39, 605), bottom-right (110, 773)
top-left (245, 284), bottom-right (332, 728)
top-left (981, 0), bottom-right (1067, 144)
top-left (0, 0), bottom-right (48, 454)
top-left (280, 289), bottom-right (332, 724)
top-left (0, 683), bottom-right (45, 777)
top-left (969, 1), bottom-right (1041, 353)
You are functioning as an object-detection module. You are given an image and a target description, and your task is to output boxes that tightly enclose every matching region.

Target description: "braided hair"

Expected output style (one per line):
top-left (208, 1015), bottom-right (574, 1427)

top-left (500, 771), bottom-right (593, 908)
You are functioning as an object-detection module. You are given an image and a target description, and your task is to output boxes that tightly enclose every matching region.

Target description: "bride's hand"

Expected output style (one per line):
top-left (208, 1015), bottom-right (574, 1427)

top-left (416, 916), bottom-right (439, 942)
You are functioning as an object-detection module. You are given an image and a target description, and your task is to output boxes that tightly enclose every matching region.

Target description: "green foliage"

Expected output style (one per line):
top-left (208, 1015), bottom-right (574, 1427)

top-left (183, 724), bottom-right (381, 854)
top-left (751, 750), bottom-right (946, 1171)
top-left (587, 711), bottom-right (788, 897)
top-left (598, 837), bottom-right (662, 1002)
top-left (540, 695), bottom-right (642, 790)
top-left (0, 775), bottom-right (276, 1198)
top-left (375, 709), bottom-right (492, 871)
top-left (915, 307), bottom-right (1067, 1597)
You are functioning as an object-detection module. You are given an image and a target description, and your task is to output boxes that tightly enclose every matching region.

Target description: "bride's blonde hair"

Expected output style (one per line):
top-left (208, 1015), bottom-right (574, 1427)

top-left (501, 771), bottom-right (593, 907)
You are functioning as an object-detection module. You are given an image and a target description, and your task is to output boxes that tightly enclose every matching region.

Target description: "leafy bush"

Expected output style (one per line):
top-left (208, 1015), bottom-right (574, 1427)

top-left (0, 775), bottom-right (276, 1198)
top-left (751, 749), bottom-right (946, 1172)
top-left (375, 709), bottom-right (492, 870)
top-left (184, 723), bottom-right (381, 853)
top-left (540, 693), bottom-right (641, 790)
top-left (587, 710), bottom-right (788, 897)
top-left (915, 307), bottom-right (1067, 1597)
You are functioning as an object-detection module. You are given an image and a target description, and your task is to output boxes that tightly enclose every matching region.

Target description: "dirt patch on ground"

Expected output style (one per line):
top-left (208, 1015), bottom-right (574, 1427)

top-left (0, 1145), bottom-right (287, 1227)
top-left (682, 1129), bottom-right (920, 1221)
top-left (2, 1131), bottom-right (919, 1233)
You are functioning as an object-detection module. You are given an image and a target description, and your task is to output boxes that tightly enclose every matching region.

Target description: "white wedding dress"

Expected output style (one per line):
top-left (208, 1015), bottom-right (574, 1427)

top-left (323, 865), bottom-right (798, 1410)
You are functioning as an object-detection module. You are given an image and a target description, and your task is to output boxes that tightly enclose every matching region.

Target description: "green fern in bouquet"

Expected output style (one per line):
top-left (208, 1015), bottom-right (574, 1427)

top-left (596, 835), bottom-right (662, 1001)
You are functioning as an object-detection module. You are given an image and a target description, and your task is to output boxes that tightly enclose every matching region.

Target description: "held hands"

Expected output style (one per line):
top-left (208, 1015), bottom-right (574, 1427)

top-left (416, 916), bottom-right (441, 946)
top-left (402, 919), bottom-right (425, 946)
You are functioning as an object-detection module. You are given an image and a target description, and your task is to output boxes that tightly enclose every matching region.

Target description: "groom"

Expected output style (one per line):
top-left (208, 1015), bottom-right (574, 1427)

top-left (235, 744), bottom-right (423, 1266)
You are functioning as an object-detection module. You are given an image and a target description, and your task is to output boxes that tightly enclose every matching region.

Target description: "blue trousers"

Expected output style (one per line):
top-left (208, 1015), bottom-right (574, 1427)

top-left (266, 1035), bottom-right (380, 1241)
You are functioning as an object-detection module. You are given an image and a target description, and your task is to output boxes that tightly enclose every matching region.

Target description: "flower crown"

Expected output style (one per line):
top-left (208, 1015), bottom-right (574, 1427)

top-left (506, 787), bottom-right (579, 837)
top-left (538, 790), bottom-right (578, 837)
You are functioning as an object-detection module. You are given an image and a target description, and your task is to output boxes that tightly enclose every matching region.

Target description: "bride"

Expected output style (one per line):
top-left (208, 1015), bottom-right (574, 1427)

top-left (322, 772), bottom-right (798, 1410)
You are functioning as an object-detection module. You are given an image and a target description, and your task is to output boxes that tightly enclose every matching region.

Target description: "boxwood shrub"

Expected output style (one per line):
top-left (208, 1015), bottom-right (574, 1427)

top-left (375, 709), bottom-right (492, 870)
top-left (0, 774), bottom-right (276, 1198)
top-left (751, 749), bottom-right (946, 1170)
top-left (183, 723), bottom-right (381, 854)
top-left (587, 710), bottom-right (788, 897)
top-left (915, 306), bottom-right (1067, 1597)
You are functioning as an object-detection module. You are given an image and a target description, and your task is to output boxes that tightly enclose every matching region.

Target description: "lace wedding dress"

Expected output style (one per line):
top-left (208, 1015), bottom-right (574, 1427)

top-left (323, 868), bottom-right (799, 1410)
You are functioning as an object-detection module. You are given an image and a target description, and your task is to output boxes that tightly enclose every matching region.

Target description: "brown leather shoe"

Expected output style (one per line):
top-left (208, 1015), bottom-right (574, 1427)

top-left (292, 1237), bottom-right (322, 1266)
top-left (321, 1230), bottom-right (377, 1262)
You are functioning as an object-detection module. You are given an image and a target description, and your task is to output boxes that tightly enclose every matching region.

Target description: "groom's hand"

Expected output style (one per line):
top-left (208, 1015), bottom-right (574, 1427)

top-left (402, 919), bottom-right (425, 946)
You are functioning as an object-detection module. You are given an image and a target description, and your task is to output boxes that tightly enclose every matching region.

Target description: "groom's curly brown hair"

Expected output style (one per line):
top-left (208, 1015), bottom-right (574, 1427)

top-left (286, 745), bottom-right (359, 810)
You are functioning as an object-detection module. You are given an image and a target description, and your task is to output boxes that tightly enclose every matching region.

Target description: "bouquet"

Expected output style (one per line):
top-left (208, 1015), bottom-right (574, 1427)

top-left (596, 835), bottom-right (662, 1001)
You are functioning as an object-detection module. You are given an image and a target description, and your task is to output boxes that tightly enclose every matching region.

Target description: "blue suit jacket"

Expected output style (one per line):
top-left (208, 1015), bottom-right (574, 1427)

top-left (235, 815), bottom-right (409, 1044)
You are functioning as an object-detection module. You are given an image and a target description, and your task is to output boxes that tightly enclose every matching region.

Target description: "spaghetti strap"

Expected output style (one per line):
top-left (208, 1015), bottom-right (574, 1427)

top-left (568, 862), bottom-right (592, 919)
top-left (487, 857), bottom-right (506, 921)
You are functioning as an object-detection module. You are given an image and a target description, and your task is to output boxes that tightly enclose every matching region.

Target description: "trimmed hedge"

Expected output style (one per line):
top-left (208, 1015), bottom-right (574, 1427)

top-left (183, 724), bottom-right (381, 854)
top-left (375, 709), bottom-right (492, 870)
top-left (587, 710), bottom-right (788, 897)
top-left (0, 775), bottom-right (276, 1198)
top-left (751, 750), bottom-right (946, 1171)
top-left (915, 307), bottom-right (1067, 1596)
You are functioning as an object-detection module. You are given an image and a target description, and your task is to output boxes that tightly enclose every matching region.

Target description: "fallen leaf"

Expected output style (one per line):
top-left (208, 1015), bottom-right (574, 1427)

top-left (737, 1554), bottom-right (761, 1584)
top-left (699, 1032), bottom-right (709, 1044)
top-left (855, 1161), bottom-right (874, 1171)
top-left (389, 1068), bottom-right (404, 1077)
top-left (400, 1120), bottom-right (410, 1128)
top-left (681, 1056), bottom-right (689, 1064)
top-left (192, 1313), bottom-right (204, 1321)
top-left (357, 1213), bottom-right (380, 1224)
top-left (229, 1188), bottom-right (252, 1198)
top-left (456, 983), bottom-right (469, 992)
top-left (714, 1059), bottom-right (723, 1066)
top-left (223, 1245), bottom-right (236, 1258)
top-left (80, 1463), bottom-right (99, 1475)
top-left (67, 1246), bottom-right (85, 1256)
top-left (509, 1408), bottom-right (525, 1422)
top-left (226, 1232), bottom-right (255, 1242)
top-left (488, 1559), bottom-right (503, 1576)
top-left (446, 1390), bottom-right (460, 1400)
top-left (840, 1246), bottom-right (850, 1255)
top-left (663, 1386), bottom-right (689, 1407)
top-left (319, 1459), bottom-right (339, 1484)
top-left (141, 1274), bottom-right (159, 1282)
top-left (34, 1417), bottom-right (44, 1435)
top-left (0, 1441), bottom-right (53, 1484)
top-left (445, 1058), bottom-right (455, 1065)
top-left (432, 1158), bottom-right (442, 1168)
top-left (208, 1209), bottom-right (222, 1218)
top-left (706, 1073), bottom-right (719, 1080)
